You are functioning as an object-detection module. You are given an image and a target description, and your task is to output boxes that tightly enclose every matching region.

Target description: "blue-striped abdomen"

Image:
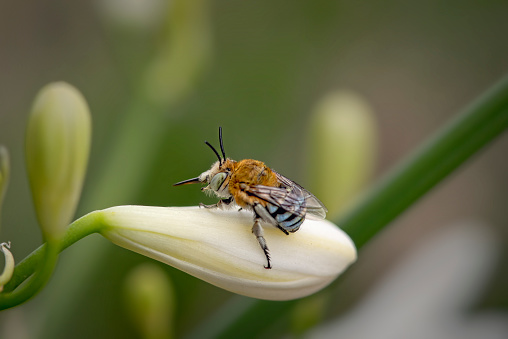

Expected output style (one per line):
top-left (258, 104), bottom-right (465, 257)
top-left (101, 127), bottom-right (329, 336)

top-left (266, 201), bottom-right (306, 233)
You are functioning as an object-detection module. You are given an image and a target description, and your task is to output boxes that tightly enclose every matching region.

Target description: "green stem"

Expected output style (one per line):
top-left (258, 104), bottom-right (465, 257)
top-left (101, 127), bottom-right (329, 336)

top-left (0, 241), bottom-right (59, 311)
top-left (0, 211), bottom-right (103, 310)
top-left (213, 75), bottom-right (508, 337)
top-left (339, 75), bottom-right (508, 248)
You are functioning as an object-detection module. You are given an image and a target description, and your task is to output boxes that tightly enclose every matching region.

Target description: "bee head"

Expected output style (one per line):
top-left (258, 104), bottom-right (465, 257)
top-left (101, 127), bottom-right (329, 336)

top-left (173, 127), bottom-right (233, 197)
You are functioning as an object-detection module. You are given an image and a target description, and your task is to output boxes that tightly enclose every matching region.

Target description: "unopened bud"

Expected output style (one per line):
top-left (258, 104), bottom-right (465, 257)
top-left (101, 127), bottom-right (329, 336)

top-left (308, 91), bottom-right (377, 217)
top-left (26, 82), bottom-right (91, 240)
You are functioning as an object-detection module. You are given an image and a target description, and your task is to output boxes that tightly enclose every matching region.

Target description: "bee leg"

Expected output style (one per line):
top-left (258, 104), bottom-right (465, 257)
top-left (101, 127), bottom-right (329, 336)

top-left (252, 219), bottom-right (271, 269)
top-left (199, 202), bottom-right (217, 209)
top-left (277, 226), bottom-right (290, 235)
top-left (199, 197), bottom-right (233, 209)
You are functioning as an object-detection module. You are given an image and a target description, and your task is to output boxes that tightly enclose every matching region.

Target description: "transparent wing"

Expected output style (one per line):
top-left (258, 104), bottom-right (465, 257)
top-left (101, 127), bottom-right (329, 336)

top-left (274, 171), bottom-right (328, 219)
top-left (246, 171), bottom-right (327, 219)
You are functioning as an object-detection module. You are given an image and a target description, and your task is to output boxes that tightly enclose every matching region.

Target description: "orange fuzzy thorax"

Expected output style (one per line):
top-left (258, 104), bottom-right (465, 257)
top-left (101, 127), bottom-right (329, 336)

top-left (227, 159), bottom-right (279, 208)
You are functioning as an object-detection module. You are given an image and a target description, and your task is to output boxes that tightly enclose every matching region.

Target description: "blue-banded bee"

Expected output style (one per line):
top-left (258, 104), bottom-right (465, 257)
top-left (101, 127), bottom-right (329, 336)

top-left (174, 127), bottom-right (327, 269)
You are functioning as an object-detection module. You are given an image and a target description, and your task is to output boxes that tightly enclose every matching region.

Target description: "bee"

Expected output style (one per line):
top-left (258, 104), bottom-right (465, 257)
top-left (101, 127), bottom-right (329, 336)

top-left (173, 127), bottom-right (327, 269)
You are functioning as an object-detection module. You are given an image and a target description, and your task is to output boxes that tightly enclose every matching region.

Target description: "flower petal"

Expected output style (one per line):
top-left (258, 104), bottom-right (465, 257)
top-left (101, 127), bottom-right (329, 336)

top-left (100, 205), bottom-right (357, 300)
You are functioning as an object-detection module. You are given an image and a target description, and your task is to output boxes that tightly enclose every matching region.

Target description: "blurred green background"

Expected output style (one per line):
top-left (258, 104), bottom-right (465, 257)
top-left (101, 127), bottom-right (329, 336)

top-left (1, 0), bottom-right (507, 338)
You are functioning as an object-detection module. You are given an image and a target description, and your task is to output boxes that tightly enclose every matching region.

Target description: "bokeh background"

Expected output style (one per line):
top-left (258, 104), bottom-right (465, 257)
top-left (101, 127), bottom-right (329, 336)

top-left (1, 1), bottom-right (507, 338)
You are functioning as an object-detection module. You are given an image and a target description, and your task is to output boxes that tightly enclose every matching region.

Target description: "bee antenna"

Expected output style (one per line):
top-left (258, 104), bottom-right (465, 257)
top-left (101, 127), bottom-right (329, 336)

top-left (205, 141), bottom-right (222, 165)
top-left (219, 126), bottom-right (226, 160)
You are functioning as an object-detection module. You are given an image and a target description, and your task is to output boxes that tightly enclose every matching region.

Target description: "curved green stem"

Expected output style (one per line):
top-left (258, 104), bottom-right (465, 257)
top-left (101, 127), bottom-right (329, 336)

top-left (0, 211), bottom-right (104, 310)
top-left (0, 241), bottom-right (59, 311)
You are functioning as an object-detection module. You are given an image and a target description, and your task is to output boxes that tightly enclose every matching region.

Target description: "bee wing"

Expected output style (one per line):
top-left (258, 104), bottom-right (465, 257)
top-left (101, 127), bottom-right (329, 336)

top-left (273, 171), bottom-right (328, 219)
top-left (247, 185), bottom-right (305, 218)
top-left (246, 171), bottom-right (327, 220)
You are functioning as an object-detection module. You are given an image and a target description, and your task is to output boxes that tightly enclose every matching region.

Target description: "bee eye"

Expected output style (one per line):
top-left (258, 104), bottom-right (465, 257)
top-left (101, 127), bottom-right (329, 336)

top-left (209, 172), bottom-right (227, 191)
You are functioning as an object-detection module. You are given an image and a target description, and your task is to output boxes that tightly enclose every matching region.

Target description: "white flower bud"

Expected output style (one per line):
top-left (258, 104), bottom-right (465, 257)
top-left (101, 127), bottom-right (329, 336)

top-left (100, 206), bottom-right (357, 301)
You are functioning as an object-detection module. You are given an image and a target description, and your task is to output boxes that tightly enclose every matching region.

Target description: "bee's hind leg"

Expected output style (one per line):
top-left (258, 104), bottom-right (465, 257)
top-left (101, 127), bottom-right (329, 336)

top-left (252, 219), bottom-right (271, 269)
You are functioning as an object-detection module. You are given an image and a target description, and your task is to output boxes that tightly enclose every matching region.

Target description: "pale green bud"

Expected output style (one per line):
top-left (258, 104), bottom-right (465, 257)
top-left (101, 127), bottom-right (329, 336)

top-left (100, 206), bottom-right (357, 301)
top-left (0, 146), bottom-right (9, 230)
top-left (97, 0), bottom-right (168, 29)
top-left (291, 293), bottom-right (329, 335)
top-left (308, 91), bottom-right (377, 217)
top-left (26, 82), bottom-right (91, 241)
top-left (124, 263), bottom-right (175, 339)
top-left (0, 242), bottom-right (14, 292)
top-left (142, 0), bottom-right (212, 107)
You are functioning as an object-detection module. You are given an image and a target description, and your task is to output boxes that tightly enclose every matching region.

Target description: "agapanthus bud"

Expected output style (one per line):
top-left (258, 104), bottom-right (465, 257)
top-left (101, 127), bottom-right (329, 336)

top-left (308, 91), bottom-right (377, 217)
top-left (100, 206), bottom-right (357, 301)
top-left (124, 264), bottom-right (175, 339)
top-left (26, 82), bottom-right (91, 240)
top-left (142, 0), bottom-right (212, 106)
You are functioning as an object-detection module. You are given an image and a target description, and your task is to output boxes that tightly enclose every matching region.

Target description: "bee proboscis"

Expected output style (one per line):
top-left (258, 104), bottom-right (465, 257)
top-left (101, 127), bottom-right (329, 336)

top-left (173, 127), bottom-right (327, 269)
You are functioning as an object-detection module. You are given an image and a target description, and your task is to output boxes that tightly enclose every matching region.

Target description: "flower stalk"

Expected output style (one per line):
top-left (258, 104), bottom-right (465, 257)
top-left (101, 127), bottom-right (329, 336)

top-left (0, 82), bottom-right (93, 310)
top-left (0, 210), bottom-right (103, 297)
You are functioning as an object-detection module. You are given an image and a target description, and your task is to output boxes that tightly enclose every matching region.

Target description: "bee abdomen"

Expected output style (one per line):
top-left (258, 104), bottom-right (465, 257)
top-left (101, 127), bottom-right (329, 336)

top-left (266, 203), bottom-right (305, 233)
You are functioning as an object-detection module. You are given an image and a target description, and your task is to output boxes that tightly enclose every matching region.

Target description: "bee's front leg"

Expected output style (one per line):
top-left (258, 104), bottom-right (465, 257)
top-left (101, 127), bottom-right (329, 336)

top-left (252, 219), bottom-right (271, 269)
top-left (199, 197), bottom-right (233, 209)
top-left (199, 202), bottom-right (217, 209)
